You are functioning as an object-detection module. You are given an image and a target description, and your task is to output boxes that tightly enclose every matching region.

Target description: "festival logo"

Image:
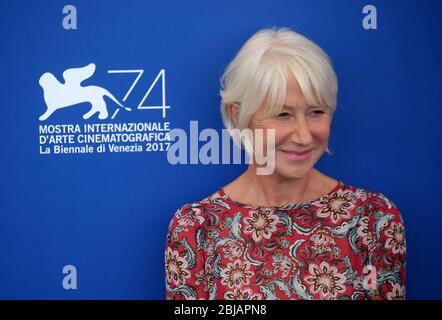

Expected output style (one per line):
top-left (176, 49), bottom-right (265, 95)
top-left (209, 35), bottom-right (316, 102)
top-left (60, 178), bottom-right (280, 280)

top-left (38, 63), bottom-right (171, 155)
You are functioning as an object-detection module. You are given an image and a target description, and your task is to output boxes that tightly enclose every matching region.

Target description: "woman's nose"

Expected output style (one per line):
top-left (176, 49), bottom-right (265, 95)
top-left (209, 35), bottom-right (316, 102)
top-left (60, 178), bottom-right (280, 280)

top-left (289, 116), bottom-right (313, 145)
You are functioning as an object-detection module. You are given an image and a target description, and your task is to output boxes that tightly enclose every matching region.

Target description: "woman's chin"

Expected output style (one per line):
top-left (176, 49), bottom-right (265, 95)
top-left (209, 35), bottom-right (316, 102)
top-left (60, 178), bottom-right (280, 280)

top-left (273, 164), bottom-right (313, 180)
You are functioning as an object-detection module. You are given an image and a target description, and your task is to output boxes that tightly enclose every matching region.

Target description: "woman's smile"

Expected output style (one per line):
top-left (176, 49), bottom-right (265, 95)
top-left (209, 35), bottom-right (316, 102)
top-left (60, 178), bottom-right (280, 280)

top-left (280, 149), bottom-right (313, 161)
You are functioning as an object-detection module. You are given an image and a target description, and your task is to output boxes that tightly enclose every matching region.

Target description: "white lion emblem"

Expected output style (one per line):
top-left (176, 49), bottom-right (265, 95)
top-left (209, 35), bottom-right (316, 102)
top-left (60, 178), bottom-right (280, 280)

top-left (39, 63), bottom-right (131, 121)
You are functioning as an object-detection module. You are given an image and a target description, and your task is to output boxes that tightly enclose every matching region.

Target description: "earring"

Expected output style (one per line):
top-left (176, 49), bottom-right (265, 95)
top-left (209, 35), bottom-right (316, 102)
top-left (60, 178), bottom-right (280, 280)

top-left (325, 145), bottom-right (334, 155)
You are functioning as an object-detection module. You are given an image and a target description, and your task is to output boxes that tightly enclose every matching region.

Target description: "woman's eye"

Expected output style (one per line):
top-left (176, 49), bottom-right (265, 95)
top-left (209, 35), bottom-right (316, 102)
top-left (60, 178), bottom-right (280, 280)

top-left (277, 112), bottom-right (290, 118)
top-left (311, 110), bottom-right (325, 116)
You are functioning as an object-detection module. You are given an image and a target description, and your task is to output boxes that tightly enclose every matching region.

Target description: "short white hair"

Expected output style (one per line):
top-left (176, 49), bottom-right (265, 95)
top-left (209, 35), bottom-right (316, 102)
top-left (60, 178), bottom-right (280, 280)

top-left (220, 27), bottom-right (338, 132)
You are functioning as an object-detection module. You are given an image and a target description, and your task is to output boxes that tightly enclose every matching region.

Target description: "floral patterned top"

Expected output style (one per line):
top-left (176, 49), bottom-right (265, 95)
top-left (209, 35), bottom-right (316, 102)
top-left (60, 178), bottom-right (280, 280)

top-left (165, 180), bottom-right (406, 300)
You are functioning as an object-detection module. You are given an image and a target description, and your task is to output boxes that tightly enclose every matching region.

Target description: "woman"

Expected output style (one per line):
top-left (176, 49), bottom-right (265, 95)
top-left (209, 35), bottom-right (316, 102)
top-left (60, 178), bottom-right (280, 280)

top-left (165, 27), bottom-right (406, 300)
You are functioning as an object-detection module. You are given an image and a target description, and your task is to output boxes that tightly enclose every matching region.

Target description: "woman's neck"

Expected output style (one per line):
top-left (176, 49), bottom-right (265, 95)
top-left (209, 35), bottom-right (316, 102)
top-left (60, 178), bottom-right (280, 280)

top-left (224, 167), bottom-right (332, 207)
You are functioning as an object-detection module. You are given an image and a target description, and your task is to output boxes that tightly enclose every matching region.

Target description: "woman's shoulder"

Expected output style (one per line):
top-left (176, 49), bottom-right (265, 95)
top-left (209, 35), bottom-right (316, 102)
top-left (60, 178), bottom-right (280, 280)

top-left (341, 181), bottom-right (404, 222)
top-left (167, 189), bottom-right (229, 229)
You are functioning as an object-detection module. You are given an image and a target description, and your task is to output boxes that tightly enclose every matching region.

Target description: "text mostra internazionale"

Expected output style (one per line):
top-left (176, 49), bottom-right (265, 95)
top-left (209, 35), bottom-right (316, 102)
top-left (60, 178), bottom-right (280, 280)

top-left (39, 122), bottom-right (171, 144)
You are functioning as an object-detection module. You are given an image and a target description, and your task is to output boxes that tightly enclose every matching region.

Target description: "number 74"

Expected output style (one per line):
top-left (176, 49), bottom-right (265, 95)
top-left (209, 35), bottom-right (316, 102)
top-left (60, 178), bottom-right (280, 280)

top-left (107, 68), bottom-right (170, 119)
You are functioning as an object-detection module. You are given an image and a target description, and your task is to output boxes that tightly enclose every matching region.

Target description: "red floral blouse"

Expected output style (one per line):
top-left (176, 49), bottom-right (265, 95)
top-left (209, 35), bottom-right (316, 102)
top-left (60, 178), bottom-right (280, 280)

top-left (165, 180), bottom-right (406, 300)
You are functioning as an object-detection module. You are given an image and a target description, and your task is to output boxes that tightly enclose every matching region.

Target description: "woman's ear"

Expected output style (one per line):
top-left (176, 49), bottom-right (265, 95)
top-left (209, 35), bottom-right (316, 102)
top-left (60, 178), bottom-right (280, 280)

top-left (227, 103), bottom-right (240, 127)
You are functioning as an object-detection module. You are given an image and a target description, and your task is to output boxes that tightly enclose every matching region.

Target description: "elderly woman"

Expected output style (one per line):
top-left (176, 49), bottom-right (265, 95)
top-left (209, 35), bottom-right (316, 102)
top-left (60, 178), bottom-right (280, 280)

top-left (165, 27), bottom-right (406, 300)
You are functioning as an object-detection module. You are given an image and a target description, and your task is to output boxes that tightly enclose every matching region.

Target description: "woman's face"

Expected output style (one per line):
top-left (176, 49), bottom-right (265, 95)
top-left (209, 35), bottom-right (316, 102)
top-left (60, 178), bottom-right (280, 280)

top-left (249, 75), bottom-right (332, 179)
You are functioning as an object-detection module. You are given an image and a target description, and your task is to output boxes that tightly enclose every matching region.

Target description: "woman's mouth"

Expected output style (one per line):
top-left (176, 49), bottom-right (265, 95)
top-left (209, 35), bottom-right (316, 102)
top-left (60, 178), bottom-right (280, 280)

top-left (280, 149), bottom-right (312, 161)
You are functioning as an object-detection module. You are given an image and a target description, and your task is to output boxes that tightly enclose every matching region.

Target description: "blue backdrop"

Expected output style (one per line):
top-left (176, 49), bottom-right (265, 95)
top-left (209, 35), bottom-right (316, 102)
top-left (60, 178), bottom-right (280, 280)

top-left (1, 0), bottom-right (441, 299)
